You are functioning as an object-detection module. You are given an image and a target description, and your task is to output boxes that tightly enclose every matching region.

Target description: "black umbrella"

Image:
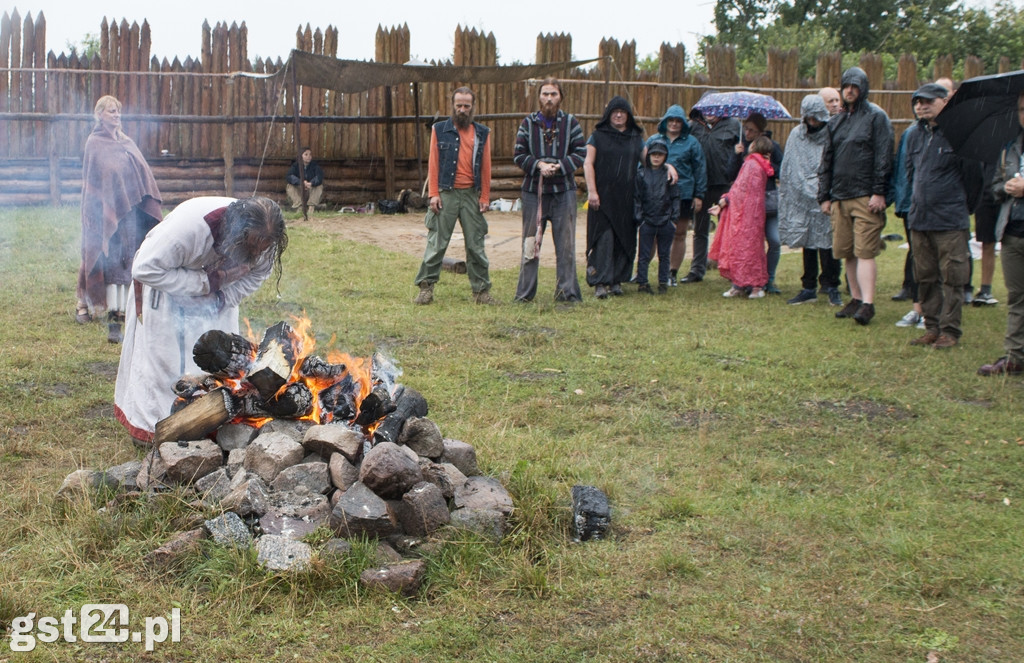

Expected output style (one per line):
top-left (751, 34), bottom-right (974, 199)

top-left (937, 69), bottom-right (1024, 163)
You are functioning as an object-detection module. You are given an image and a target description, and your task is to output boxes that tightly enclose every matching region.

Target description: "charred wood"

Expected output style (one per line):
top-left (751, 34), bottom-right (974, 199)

top-left (299, 355), bottom-right (346, 381)
top-left (192, 329), bottom-right (257, 378)
top-left (354, 383), bottom-right (397, 426)
top-left (263, 382), bottom-right (314, 419)
top-left (248, 321), bottom-right (298, 400)
top-left (372, 386), bottom-right (428, 445)
top-left (319, 374), bottom-right (358, 423)
top-left (172, 373), bottom-right (223, 400)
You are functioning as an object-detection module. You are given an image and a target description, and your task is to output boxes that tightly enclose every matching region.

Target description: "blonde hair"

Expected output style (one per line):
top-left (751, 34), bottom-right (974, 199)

top-left (93, 95), bottom-right (126, 140)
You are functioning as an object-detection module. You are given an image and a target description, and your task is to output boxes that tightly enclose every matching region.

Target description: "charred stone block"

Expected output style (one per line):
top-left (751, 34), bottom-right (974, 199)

top-left (571, 485), bottom-right (610, 542)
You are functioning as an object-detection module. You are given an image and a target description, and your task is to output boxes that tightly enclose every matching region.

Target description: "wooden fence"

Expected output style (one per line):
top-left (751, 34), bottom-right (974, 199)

top-left (2, 8), bottom-right (1023, 206)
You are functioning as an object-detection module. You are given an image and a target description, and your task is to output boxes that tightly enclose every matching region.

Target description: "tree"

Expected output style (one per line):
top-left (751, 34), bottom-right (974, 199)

top-left (66, 33), bottom-right (100, 60)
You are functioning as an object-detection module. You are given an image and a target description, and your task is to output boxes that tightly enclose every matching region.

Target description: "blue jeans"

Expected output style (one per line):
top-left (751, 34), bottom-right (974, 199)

top-left (637, 221), bottom-right (675, 285)
top-left (765, 212), bottom-right (780, 283)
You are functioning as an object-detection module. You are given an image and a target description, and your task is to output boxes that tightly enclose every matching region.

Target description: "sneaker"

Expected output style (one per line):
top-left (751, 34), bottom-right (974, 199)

top-left (680, 273), bottom-right (703, 284)
top-left (764, 281), bottom-right (782, 295)
top-left (413, 283), bottom-right (434, 305)
top-left (722, 287), bottom-right (744, 298)
top-left (657, 283), bottom-right (668, 294)
top-left (977, 356), bottom-right (1024, 376)
top-left (787, 288), bottom-right (818, 305)
top-left (910, 331), bottom-right (939, 346)
top-left (895, 310), bottom-right (922, 327)
top-left (748, 288), bottom-right (765, 299)
top-left (668, 276), bottom-right (678, 287)
top-left (610, 284), bottom-right (624, 296)
top-left (963, 288), bottom-right (973, 305)
top-left (637, 283), bottom-right (653, 294)
top-left (972, 290), bottom-right (998, 306)
top-left (835, 298), bottom-right (862, 319)
top-left (916, 317), bottom-right (925, 329)
top-left (473, 290), bottom-right (498, 305)
top-left (826, 288), bottom-right (843, 307)
top-left (595, 285), bottom-right (609, 299)
top-left (852, 302), bottom-right (875, 325)
top-left (931, 334), bottom-right (959, 349)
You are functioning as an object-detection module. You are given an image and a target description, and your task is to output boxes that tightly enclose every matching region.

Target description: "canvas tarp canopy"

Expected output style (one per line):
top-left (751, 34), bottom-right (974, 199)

top-left (278, 49), bottom-right (602, 93)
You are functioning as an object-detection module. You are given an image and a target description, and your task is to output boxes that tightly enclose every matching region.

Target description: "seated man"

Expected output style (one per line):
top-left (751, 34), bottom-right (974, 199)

top-left (285, 147), bottom-right (324, 213)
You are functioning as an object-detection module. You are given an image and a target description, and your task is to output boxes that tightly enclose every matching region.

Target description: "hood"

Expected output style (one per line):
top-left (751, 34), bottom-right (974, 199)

top-left (596, 95), bottom-right (641, 134)
top-left (645, 137), bottom-right (669, 166)
top-left (840, 67), bottom-right (870, 109)
top-left (657, 104), bottom-right (691, 137)
top-left (800, 94), bottom-right (830, 124)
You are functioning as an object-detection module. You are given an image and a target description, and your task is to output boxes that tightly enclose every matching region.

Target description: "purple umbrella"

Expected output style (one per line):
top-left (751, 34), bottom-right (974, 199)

top-left (692, 91), bottom-right (791, 120)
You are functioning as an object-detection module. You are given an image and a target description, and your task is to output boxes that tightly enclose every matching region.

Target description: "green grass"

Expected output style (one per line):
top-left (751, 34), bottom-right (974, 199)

top-left (1, 205), bottom-right (1022, 661)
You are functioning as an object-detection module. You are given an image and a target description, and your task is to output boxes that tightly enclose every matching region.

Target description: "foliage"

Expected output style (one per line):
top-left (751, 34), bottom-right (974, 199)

top-left (636, 53), bottom-right (660, 75)
top-left (65, 32), bottom-right (100, 60)
top-left (703, 0), bottom-right (1024, 78)
top-left (1, 205), bottom-right (1022, 661)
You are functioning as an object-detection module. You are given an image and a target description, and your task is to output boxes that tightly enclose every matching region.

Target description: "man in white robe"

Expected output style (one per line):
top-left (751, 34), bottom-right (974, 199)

top-left (114, 196), bottom-right (287, 445)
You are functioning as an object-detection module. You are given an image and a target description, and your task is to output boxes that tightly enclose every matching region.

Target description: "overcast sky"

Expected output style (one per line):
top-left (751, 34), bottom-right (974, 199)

top-left (20, 1), bottom-right (717, 66)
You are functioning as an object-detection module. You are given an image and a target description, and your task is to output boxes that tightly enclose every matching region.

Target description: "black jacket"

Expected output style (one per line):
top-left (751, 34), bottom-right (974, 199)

top-left (634, 163), bottom-right (680, 226)
top-left (690, 116), bottom-right (741, 187)
top-left (286, 159), bottom-right (324, 187)
top-left (817, 67), bottom-right (894, 203)
top-left (906, 120), bottom-right (984, 231)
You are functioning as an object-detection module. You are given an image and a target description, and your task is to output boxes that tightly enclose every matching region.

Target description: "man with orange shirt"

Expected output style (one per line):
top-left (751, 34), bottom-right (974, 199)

top-left (413, 87), bottom-right (495, 305)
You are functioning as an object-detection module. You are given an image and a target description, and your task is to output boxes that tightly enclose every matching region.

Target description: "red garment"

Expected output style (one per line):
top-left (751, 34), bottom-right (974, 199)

top-left (78, 126), bottom-right (163, 310)
top-left (709, 153), bottom-right (773, 288)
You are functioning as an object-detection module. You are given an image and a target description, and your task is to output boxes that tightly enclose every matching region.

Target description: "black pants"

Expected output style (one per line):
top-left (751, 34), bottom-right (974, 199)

top-left (801, 248), bottom-right (842, 291)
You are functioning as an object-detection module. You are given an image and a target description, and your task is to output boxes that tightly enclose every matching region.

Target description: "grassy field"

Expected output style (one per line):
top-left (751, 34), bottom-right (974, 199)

top-left (0, 205), bottom-right (1021, 662)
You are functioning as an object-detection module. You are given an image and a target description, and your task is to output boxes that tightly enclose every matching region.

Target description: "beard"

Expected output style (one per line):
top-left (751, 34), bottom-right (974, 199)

top-left (453, 110), bottom-right (473, 129)
top-left (540, 100), bottom-right (559, 118)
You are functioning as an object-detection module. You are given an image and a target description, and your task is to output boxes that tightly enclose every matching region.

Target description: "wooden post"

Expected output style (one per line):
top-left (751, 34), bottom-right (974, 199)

top-left (223, 77), bottom-right (235, 197)
top-left (290, 60), bottom-right (307, 220)
top-left (48, 122), bottom-right (60, 205)
top-left (384, 86), bottom-right (395, 200)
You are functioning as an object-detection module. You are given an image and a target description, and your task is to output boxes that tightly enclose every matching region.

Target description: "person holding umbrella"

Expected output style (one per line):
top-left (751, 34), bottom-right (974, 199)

top-left (978, 91), bottom-right (1024, 375)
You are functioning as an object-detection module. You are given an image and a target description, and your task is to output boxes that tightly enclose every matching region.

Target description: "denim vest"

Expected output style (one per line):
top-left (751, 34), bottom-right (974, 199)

top-left (434, 119), bottom-right (489, 191)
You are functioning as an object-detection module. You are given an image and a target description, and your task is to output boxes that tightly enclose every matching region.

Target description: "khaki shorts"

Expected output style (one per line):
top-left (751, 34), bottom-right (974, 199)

top-left (831, 197), bottom-right (885, 260)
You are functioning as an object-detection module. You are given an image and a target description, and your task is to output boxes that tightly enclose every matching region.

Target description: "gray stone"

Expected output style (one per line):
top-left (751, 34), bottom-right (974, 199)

top-left (398, 481), bottom-right (450, 537)
top-left (145, 528), bottom-right (207, 568)
top-left (448, 508), bottom-right (507, 542)
top-left (105, 460), bottom-right (142, 492)
top-left (194, 467), bottom-right (233, 504)
top-left (453, 476), bottom-right (513, 515)
top-left (56, 469), bottom-right (118, 500)
top-left (358, 441), bottom-right (423, 499)
top-left (385, 534), bottom-right (427, 556)
top-left (267, 491), bottom-right (331, 522)
top-left (440, 438), bottom-right (479, 476)
top-left (256, 534), bottom-right (312, 572)
top-left (419, 461), bottom-right (468, 500)
top-left (221, 475), bottom-right (270, 517)
top-left (243, 432), bottom-right (305, 483)
top-left (226, 448), bottom-right (246, 469)
top-left (330, 481), bottom-right (397, 539)
top-left (399, 444), bottom-right (420, 463)
top-left (359, 559), bottom-right (427, 597)
top-left (398, 417), bottom-right (444, 458)
top-left (321, 538), bottom-right (353, 560)
top-left (258, 509), bottom-right (321, 541)
top-left (204, 511), bottom-right (252, 547)
top-left (303, 423), bottom-right (364, 462)
top-left (271, 461), bottom-right (330, 494)
top-left (375, 541), bottom-right (404, 565)
top-left (328, 453), bottom-right (359, 492)
top-left (258, 419), bottom-right (311, 443)
top-left (135, 449), bottom-right (170, 491)
top-left (160, 440), bottom-right (223, 485)
top-left (571, 485), bottom-right (611, 542)
top-left (301, 452), bottom-right (322, 464)
top-left (216, 423), bottom-right (257, 451)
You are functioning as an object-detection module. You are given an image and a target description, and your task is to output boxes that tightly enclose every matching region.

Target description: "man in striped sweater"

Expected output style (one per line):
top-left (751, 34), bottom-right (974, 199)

top-left (513, 78), bottom-right (587, 303)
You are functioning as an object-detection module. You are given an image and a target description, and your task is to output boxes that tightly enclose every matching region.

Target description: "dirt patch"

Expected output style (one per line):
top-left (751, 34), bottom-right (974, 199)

top-left (295, 210), bottom-right (589, 271)
top-left (809, 399), bottom-right (914, 420)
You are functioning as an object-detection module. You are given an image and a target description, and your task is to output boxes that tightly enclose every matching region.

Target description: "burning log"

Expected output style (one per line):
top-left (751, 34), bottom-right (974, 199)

top-left (354, 383), bottom-right (397, 426)
top-left (299, 355), bottom-right (346, 381)
top-left (319, 374), bottom-right (358, 423)
top-left (154, 387), bottom-right (237, 444)
top-left (172, 374), bottom-right (223, 400)
top-left (192, 329), bottom-right (257, 378)
top-left (262, 382), bottom-right (314, 419)
top-left (372, 386), bottom-right (428, 445)
top-left (248, 321), bottom-right (299, 400)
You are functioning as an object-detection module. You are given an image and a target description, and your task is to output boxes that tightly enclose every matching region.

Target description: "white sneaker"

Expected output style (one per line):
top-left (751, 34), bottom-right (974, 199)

top-left (895, 310), bottom-right (922, 327)
top-left (748, 288), bottom-right (765, 299)
top-left (723, 287), bottom-right (743, 298)
top-left (916, 318), bottom-right (926, 329)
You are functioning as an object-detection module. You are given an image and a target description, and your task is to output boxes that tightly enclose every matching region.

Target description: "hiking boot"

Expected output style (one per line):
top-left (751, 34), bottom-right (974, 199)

top-left (637, 283), bottom-right (653, 294)
top-left (595, 285), bottom-right (610, 299)
top-left (610, 284), bottom-right (624, 296)
top-left (931, 334), bottom-right (958, 349)
top-left (679, 273), bottom-right (703, 284)
top-left (473, 290), bottom-right (498, 305)
top-left (764, 280), bottom-right (782, 295)
top-left (826, 288), bottom-right (843, 307)
top-left (852, 302), bottom-right (875, 325)
top-left (835, 298), bottom-right (862, 319)
top-left (657, 283), bottom-right (668, 294)
top-left (910, 331), bottom-right (940, 346)
top-left (787, 288), bottom-right (817, 305)
top-left (413, 283), bottom-right (434, 305)
top-left (895, 310), bottom-right (922, 327)
top-left (891, 287), bottom-right (912, 301)
top-left (972, 290), bottom-right (998, 306)
top-left (977, 356), bottom-right (1024, 376)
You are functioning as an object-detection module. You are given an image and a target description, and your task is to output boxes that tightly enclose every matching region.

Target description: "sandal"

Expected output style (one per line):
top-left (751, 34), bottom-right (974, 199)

top-left (75, 304), bottom-right (92, 324)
